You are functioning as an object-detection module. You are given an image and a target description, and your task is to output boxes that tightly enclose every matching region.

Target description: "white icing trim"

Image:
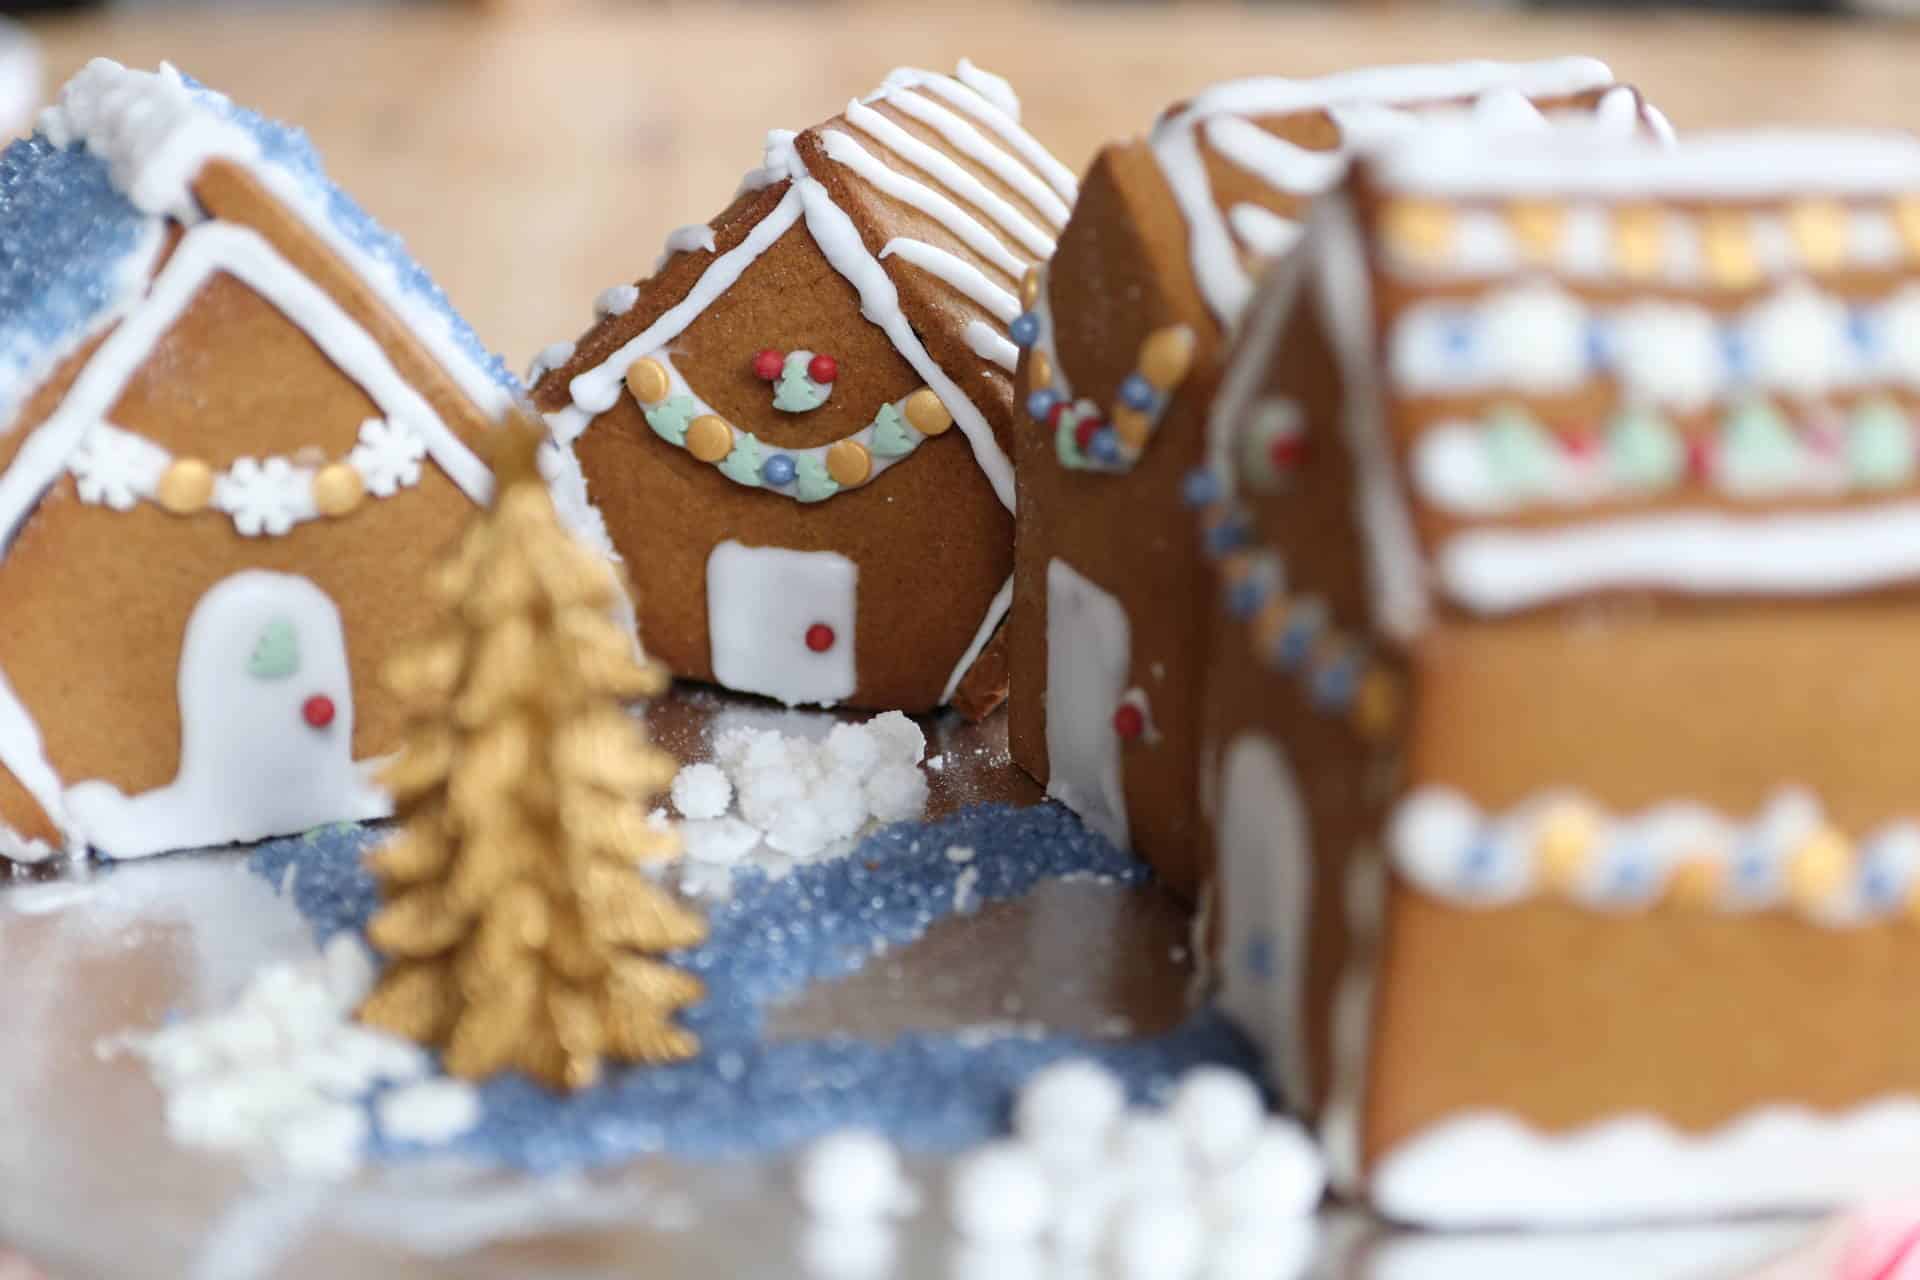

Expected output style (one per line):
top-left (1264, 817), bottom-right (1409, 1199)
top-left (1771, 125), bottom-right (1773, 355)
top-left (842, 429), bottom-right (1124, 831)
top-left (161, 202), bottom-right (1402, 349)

top-left (964, 321), bottom-right (1018, 372)
top-left (1376, 128), bottom-right (1920, 198)
top-left (654, 224), bottom-right (717, 271)
top-left (816, 128), bottom-right (1027, 279)
top-left (1312, 196), bottom-right (1428, 642)
top-left (1439, 502), bottom-right (1920, 613)
top-left (881, 90), bottom-right (1071, 230)
top-left (1322, 850), bottom-right (1385, 1194)
top-left (1371, 1099), bottom-right (1920, 1228)
top-left (554, 186), bottom-right (807, 438)
top-left (1151, 58), bottom-right (1617, 325)
top-left (782, 139), bottom-right (1017, 513)
top-left (882, 63), bottom-right (1080, 205)
top-left (939, 574), bottom-right (1013, 705)
top-left (879, 238), bottom-right (1021, 323)
top-left (1226, 203), bottom-right (1305, 260)
top-left (1204, 249), bottom-right (1306, 493)
top-left (0, 664), bottom-right (73, 863)
top-left (843, 97), bottom-right (1054, 258)
top-left (1204, 117), bottom-right (1347, 194)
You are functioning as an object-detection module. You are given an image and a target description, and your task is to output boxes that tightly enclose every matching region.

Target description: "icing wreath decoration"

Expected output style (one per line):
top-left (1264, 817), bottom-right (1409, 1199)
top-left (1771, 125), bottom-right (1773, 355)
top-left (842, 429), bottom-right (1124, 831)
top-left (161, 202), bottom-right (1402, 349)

top-left (1011, 265), bottom-right (1196, 474)
top-left (756, 347), bottom-right (839, 413)
top-left (624, 352), bottom-right (954, 503)
top-left (66, 416), bottom-right (429, 536)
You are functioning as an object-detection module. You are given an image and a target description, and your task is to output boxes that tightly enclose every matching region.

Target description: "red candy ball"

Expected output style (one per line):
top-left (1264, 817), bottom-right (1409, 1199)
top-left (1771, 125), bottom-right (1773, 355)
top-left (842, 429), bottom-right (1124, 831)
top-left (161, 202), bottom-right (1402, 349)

top-left (1112, 703), bottom-right (1145, 741)
top-left (303, 695), bottom-right (336, 729)
top-left (808, 353), bottom-right (839, 384)
top-left (805, 623), bottom-right (836, 653)
top-left (752, 348), bottom-right (785, 381)
top-left (1686, 435), bottom-right (1714, 481)
top-left (1074, 418), bottom-right (1102, 450)
top-left (1269, 435), bottom-right (1309, 470)
top-left (1046, 402), bottom-right (1068, 428)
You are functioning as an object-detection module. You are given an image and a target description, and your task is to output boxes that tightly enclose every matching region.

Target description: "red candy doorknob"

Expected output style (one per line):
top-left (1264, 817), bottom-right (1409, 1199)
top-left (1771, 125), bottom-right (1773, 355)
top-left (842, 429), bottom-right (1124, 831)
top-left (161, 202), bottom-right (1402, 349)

top-left (303, 694), bottom-right (336, 729)
top-left (1112, 703), bottom-right (1145, 741)
top-left (805, 623), bottom-right (836, 653)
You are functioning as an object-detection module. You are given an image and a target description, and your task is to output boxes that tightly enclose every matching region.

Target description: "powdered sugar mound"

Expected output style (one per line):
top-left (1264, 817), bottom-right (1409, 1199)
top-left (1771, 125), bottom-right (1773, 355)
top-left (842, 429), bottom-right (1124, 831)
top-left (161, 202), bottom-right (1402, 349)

top-left (667, 711), bottom-right (933, 896)
top-left (117, 934), bottom-right (461, 1179)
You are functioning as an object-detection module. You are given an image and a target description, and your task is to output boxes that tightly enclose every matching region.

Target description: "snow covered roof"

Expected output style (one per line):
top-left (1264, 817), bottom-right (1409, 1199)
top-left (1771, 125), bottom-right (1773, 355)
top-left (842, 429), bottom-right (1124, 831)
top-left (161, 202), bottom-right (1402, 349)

top-left (1370, 129), bottom-right (1920, 200)
top-left (0, 59), bottom-right (518, 434)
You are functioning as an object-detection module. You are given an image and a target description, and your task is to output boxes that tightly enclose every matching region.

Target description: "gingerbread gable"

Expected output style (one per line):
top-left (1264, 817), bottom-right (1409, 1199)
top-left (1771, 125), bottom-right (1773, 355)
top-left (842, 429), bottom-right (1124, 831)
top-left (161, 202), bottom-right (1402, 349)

top-left (0, 61), bottom-right (585, 863)
top-left (532, 62), bottom-right (1074, 714)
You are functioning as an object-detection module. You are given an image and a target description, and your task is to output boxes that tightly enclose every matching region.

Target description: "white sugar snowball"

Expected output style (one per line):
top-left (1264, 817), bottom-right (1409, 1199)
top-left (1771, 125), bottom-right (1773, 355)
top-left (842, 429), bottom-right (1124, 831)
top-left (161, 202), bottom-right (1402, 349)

top-left (1109, 1112), bottom-right (1193, 1195)
top-left (1204, 1220), bottom-right (1317, 1280)
top-left (378, 1078), bottom-right (481, 1145)
top-left (825, 722), bottom-right (882, 775)
top-left (274, 1100), bottom-right (370, 1180)
top-left (1014, 1058), bottom-right (1126, 1160)
top-left (949, 1141), bottom-right (1053, 1244)
top-left (321, 933), bottom-right (376, 1010)
top-left (799, 1219), bottom-right (897, 1280)
top-left (1107, 1195), bottom-right (1206, 1280)
top-left (670, 763), bottom-right (733, 820)
top-left (799, 1130), bottom-right (917, 1223)
top-left (1049, 1168), bottom-right (1125, 1261)
top-left (1208, 1118), bottom-right (1325, 1223)
top-left (681, 817), bottom-right (762, 866)
top-left (948, 1242), bottom-right (1050, 1280)
top-left (864, 711), bottom-right (926, 767)
top-left (816, 772), bottom-right (872, 842)
top-left (865, 763), bottom-right (929, 825)
top-left (1170, 1067), bottom-right (1266, 1170)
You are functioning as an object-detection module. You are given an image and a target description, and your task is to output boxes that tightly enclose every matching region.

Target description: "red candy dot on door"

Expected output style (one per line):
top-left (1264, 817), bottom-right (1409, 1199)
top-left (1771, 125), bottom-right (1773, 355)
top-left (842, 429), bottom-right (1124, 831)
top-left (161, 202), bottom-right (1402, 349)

top-left (303, 695), bottom-right (336, 729)
top-left (1113, 703), bottom-right (1145, 741)
top-left (805, 624), bottom-right (836, 653)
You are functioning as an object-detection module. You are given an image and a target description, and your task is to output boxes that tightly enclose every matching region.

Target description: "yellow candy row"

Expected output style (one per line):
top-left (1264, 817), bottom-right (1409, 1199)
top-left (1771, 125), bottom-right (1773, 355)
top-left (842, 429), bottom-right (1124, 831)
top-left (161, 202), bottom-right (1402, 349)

top-left (151, 457), bottom-right (365, 519)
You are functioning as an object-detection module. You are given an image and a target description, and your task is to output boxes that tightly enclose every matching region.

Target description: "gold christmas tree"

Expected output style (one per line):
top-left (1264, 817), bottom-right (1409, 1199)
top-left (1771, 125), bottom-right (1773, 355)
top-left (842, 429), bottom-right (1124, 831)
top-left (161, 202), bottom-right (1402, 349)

top-left (357, 416), bottom-right (706, 1091)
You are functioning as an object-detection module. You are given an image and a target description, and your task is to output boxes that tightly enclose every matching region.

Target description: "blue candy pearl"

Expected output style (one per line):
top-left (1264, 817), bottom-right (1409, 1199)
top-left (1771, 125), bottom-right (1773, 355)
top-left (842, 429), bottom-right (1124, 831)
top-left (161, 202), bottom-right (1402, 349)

top-left (762, 454), bottom-right (797, 486)
top-left (1026, 389), bottom-right (1061, 422)
top-left (1009, 312), bottom-right (1042, 347)
top-left (1119, 373), bottom-right (1156, 411)
top-left (1089, 427), bottom-right (1122, 464)
top-left (1226, 576), bottom-right (1267, 620)
top-left (1181, 467), bottom-right (1221, 508)
top-left (1204, 516), bottom-right (1246, 558)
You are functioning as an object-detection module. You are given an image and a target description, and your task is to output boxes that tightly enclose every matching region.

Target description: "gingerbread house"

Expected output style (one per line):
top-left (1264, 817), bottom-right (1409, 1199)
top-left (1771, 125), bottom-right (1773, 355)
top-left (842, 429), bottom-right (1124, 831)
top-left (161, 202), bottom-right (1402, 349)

top-left (1205, 126), bottom-right (1920, 1226)
top-left (0, 61), bottom-right (604, 863)
top-left (532, 62), bottom-right (1076, 718)
top-left (1005, 59), bottom-right (1668, 898)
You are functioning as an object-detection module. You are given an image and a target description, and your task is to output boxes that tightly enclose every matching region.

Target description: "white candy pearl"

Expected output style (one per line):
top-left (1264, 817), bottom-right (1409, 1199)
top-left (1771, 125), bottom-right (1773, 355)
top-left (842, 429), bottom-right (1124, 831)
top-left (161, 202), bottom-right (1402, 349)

top-left (1208, 1119), bottom-right (1326, 1223)
top-left (949, 1141), bottom-right (1053, 1244)
top-left (798, 1130), bottom-right (914, 1222)
top-left (1169, 1067), bottom-right (1266, 1170)
top-left (1110, 1112), bottom-right (1194, 1195)
top-left (1014, 1058), bottom-right (1126, 1161)
top-left (1108, 1195), bottom-right (1206, 1280)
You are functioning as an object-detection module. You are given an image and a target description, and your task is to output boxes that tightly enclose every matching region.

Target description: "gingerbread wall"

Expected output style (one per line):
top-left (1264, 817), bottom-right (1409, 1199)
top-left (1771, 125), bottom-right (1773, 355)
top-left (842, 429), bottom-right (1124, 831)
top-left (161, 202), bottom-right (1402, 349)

top-left (0, 162), bottom-right (496, 851)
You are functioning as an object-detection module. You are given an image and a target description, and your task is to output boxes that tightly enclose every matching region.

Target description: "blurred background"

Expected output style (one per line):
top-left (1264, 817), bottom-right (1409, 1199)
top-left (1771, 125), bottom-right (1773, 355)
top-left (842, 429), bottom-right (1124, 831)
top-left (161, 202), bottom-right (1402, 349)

top-left (1, 0), bottom-right (1917, 381)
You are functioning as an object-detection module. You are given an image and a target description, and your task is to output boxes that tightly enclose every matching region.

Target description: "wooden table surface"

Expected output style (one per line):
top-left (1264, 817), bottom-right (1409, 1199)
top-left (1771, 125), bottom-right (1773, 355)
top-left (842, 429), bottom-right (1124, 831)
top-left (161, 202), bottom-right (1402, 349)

top-left (18, 1), bottom-right (1920, 373)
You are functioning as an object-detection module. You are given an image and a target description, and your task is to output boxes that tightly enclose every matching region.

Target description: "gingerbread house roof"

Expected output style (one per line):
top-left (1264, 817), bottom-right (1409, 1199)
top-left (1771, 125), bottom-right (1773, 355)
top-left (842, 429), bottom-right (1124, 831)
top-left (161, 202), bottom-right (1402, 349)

top-left (538, 60), bottom-right (1076, 515)
top-left (1226, 128), bottom-right (1920, 641)
top-left (1145, 57), bottom-right (1659, 326)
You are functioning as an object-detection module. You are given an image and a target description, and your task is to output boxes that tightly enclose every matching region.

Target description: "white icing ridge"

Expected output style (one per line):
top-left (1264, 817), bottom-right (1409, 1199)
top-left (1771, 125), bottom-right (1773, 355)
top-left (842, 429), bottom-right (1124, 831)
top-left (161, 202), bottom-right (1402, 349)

top-left (940, 575), bottom-right (1013, 705)
top-left (878, 237), bottom-right (1021, 322)
top-left (653, 223), bottom-right (717, 272)
top-left (881, 62), bottom-right (1080, 205)
top-left (1150, 57), bottom-right (1620, 325)
top-left (525, 340), bottom-right (574, 385)
top-left (881, 88), bottom-right (1072, 229)
top-left (1375, 127), bottom-right (1920, 198)
top-left (1439, 501), bottom-right (1920, 613)
top-left (594, 283), bottom-right (639, 318)
top-left (817, 127), bottom-right (1028, 278)
top-left (1226, 203), bottom-right (1305, 260)
top-left (1371, 1099), bottom-right (1920, 1228)
top-left (963, 320), bottom-right (1017, 371)
top-left (1389, 784), bottom-right (1920, 923)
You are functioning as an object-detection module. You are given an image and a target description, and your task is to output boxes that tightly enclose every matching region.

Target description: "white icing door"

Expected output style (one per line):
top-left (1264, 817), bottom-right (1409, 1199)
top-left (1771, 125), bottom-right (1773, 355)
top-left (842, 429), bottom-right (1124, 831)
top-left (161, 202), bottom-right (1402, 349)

top-left (706, 540), bottom-right (858, 707)
top-left (1043, 557), bottom-right (1131, 846)
top-left (66, 570), bottom-right (388, 859)
top-left (1216, 731), bottom-right (1314, 1106)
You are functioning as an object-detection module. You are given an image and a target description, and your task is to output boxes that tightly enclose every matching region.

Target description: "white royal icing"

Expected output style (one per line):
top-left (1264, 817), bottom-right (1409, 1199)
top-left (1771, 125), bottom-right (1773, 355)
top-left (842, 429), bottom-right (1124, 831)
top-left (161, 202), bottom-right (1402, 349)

top-left (1043, 558), bottom-right (1132, 848)
top-left (878, 237), bottom-right (1021, 323)
top-left (939, 574), bottom-right (1013, 706)
top-left (1371, 1099), bottom-right (1920, 1228)
top-left (65, 571), bottom-right (391, 858)
top-left (706, 541), bottom-right (858, 707)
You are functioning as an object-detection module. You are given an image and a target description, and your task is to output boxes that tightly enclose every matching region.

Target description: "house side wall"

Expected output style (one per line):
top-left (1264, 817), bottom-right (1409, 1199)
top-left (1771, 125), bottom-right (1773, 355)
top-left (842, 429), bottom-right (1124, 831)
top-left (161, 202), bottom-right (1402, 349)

top-left (1008, 142), bottom-right (1227, 897)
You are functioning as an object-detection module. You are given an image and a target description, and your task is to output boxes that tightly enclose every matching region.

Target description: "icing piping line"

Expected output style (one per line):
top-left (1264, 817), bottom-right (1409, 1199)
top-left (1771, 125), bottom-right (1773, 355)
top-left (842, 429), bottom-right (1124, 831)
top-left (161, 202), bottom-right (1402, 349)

top-left (0, 664), bottom-right (72, 861)
top-left (815, 129), bottom-right (1026, 279)
top-left (878, 64), bottom-right (1080, 205)
top-left (843, 98), bottom-right (1055, 258)
top-left (558, 186), bottom-right (807, 435)
top-left (881, 89), bottom-right (1072, 229)
top-left (940, 574), bottom-right (1014, 705)
top-left (1439, 501), bottom-right (1920, 614)
top-left (879, 238), bottom-right (1021, 323)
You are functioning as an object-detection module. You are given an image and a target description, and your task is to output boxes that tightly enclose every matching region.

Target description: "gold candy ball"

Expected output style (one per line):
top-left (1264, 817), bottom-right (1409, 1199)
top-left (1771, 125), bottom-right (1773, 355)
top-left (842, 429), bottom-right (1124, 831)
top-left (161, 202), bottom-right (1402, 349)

top-left (156, 458), bottom-right (215, 515)
top-left (1664, 857), bottom-right (1725, 911)
top-left (1027, 349), bottom-right (1053, 393)
top-left (1111, 405), bottom-right (1151, 450)
top-left (1020, 265), bottom-right (1042, 310)
top-left (904, 388), bottom-right (953, 436)
top-left (1139, 326), bottom-right (1195, 392)
top-left (826, 440), bottom-right (873, 486)
top-left (625, 357), bottom-right (671, 407)
top-left (313, 463), bottom-right (366, 518)
top-left (1786, 827), bottom-right (1852, 912)
top-left (686, 415), bottom-right (734, 463)
top-left (1535, 805), bottom-right (1599, 893)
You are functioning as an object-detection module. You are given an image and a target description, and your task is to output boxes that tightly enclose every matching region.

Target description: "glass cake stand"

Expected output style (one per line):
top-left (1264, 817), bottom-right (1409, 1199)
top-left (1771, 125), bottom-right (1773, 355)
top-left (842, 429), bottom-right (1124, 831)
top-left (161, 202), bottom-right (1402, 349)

top-left (0, 686), bottom-right (1819, 1279)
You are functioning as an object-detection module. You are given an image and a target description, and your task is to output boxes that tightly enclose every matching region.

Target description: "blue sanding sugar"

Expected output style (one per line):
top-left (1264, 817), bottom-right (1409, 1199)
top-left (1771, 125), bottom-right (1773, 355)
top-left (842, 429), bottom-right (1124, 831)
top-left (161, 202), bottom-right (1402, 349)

top-left (249, 803), bottom-right (1264, 1169)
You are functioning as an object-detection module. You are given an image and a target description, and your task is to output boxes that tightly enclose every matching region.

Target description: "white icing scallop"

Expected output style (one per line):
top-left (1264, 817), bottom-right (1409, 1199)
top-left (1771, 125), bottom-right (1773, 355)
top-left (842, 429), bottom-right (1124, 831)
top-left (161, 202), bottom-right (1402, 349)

top-left (1611, 301), bottom-right (1725, 411)
top-left (1412, 422), bottom-right (1505, 514)
top-left (1747, 283), bottom-right (1854, 398)
top-left (1876, 285), bottom-right (1920, 387)
top-left (1481, 284), bottom-right (1587, 393)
